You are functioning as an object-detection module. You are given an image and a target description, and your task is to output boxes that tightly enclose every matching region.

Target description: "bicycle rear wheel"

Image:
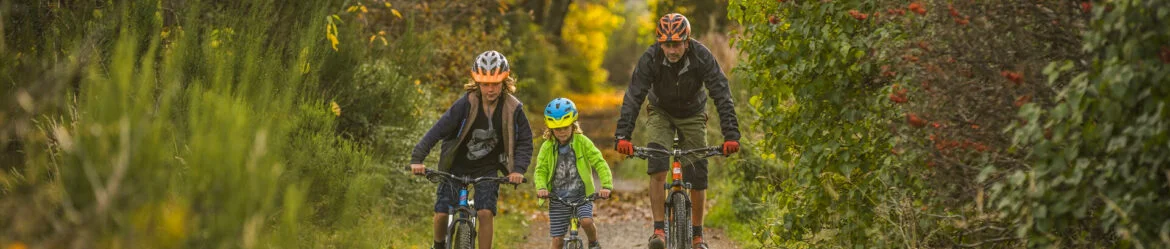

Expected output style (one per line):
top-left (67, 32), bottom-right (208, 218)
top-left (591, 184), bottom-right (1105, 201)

top-left (668, 192), bottom-right (692, 249)
top-left (450, 220), bottom-right (475, 249)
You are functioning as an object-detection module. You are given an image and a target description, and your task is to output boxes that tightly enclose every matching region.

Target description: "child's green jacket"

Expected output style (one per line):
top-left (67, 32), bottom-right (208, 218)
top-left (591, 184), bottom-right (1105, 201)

top-left (533, 133), bottom-right (613, 206)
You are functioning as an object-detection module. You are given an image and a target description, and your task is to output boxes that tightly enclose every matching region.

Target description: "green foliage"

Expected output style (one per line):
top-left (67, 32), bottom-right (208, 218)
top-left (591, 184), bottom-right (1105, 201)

top-left (729, 0), bottom-right (909, 246)
top-left (998, 1), bottom-right (1170, 247)
top-left (332, 59), bottom-right (432, 158)
top-left (0, 0), bottom-right (444, 247)
top-left (729, 0), bottom-right (1168, 248)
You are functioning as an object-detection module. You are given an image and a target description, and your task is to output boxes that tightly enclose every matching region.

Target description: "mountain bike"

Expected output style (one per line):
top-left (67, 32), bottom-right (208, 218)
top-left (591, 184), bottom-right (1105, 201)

top-left (630, 143), bottom-right (723, 249)
top-left (409, 167), bottom-right (526, 249)
top-left (543, 193), bottom-right (608, 249)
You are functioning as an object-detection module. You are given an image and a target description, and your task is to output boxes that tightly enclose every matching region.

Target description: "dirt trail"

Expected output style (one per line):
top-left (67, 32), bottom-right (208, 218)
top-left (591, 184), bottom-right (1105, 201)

top-left (513, 178), bottom-right (739, 249)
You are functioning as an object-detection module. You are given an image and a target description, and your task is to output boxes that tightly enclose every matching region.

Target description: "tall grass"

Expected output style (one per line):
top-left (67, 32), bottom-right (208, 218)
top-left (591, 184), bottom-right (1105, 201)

top-left (2, 0), bottom-right (438, 247)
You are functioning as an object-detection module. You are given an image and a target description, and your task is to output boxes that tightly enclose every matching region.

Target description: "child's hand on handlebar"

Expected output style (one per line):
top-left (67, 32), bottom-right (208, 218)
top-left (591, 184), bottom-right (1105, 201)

top-left (410, 164), bottom-right (426, 175)
top-left (599, 189), bottom-right (612, 199)
top-left (537, 189), bottom-right (549, 198)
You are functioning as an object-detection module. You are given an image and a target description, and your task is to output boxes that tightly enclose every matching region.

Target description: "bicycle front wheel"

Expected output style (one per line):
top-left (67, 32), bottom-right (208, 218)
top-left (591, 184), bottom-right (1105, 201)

top-left (566, 239), bottom-right (584, 249)
top-left (668, 192), bottom-right (692, 249)
top-left (450, 220), bottom-right (475, 249)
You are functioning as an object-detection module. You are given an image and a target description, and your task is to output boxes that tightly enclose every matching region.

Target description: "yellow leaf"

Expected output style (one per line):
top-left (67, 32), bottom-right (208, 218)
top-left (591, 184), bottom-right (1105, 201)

top-left (379, 36), bottom-right (388, 46)
top-left (415, 79), bottom-right (421, 85)
top-left (346, 6), bottom-right (358, 13)
top-left (327, 34), bottom-right (339, 51)
top-left (360, 5), bottom-right (368, 13)
top-left (384, 2), bottom-right (391, 8)
top-left (6, 242), bottom-right (28, 249)
top-left (330, 101), bottom-right (342, 117)
top-left (369, 35), bottom-right (376, 44)
top-left (391, 9), bottom-right (402, 19)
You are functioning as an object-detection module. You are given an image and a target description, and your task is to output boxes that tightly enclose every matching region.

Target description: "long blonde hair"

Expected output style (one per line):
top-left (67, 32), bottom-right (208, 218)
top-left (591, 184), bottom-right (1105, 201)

top-left (463, 76), bottom-right (517, 93)
top-left (542, 121), bottom-right (584, 140)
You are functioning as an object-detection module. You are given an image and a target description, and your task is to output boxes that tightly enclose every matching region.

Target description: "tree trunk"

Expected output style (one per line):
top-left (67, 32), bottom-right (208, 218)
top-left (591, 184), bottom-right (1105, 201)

top-left (524, 0), bottom-right (546, 25)
top-left (542, 0), bottom-right (572, 40)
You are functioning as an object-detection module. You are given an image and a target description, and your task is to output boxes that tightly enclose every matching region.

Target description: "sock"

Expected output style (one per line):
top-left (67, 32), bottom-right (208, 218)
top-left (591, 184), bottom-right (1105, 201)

top-left (589, 240), bottom-right (599, 246)
top-left (693, 226), bottom-right (703, 238)
top-left (434, 241), bottom-right (445, 249)
top-left (654, 221), bottom-right (665, 230)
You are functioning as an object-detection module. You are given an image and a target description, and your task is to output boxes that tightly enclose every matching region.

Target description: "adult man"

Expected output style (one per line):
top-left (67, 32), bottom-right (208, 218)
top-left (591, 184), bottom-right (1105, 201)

top-left (614, 13), bottom-right (741, 249)
top-left (410, 51), bottom-right (532, 249)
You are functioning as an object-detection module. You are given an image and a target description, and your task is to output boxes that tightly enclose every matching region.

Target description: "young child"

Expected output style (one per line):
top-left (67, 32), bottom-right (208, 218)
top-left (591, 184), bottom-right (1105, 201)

top-left (534, 98), bottom-right (614, 249)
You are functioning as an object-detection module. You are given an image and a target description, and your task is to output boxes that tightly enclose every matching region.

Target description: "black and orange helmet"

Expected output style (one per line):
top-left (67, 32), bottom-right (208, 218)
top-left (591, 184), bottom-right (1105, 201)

top-left (656, 13), bottom-right (691, 43)
top-left (471, 50), bottom-right (511, 82)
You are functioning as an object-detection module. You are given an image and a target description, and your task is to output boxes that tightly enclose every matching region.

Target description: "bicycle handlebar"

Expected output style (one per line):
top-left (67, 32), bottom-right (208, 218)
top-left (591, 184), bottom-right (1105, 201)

top-left (541, 193), bottom-right (607, 207)
top-left (631, 146), bottom-right (724, 160)
top-left (404, 166), bottom-right (528, 185)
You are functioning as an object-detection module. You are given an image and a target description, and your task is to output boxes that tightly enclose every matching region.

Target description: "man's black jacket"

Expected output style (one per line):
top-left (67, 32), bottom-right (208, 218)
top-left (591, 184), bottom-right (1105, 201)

top-left (615, 39), bottom-right (740, 142)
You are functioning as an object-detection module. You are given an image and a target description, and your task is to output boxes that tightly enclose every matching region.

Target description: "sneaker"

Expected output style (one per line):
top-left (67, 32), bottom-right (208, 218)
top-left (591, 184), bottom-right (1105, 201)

top-left (648, 229), bottom-right (666, 249)
top-left (589, 241), bottom-right (602, 249)
top-left (693, 237), bottom-right (709, 249)
top-left (693, 242), bottom-right (709, 249)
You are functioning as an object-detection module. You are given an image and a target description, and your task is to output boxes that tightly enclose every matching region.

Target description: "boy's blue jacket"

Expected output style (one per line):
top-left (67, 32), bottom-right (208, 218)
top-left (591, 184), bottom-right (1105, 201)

top-left (410, 92), bottom-right (533, 174)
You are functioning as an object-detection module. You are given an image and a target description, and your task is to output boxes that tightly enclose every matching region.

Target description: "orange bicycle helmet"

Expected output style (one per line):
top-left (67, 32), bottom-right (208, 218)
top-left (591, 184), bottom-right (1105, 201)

top-left (656, 13), bottom-right (691, 43)
top-left (471, 50), bottom-right (511, 82)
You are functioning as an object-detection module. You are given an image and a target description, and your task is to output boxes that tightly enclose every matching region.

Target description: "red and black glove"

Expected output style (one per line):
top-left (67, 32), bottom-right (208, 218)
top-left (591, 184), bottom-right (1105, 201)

top-left (616, 139), bottom-right (634, 155)
top-left (722, 140), bottom-right (740, 156)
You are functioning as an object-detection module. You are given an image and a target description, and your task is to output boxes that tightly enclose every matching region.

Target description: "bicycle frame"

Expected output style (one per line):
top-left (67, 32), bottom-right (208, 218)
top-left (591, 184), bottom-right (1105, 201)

top-left (546, 194), bottom-right (605, 248)
top-left (631, 145), bottom-right (723, 249)
top-left (448, 188), bottom-right (477, 243)
top-left (409, 167), bottom-right (525, 249)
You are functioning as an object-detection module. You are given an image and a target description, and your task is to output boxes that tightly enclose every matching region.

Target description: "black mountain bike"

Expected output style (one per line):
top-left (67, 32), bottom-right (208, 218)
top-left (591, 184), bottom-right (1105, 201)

top-left (543, 193), bottom-right (608, 249)
top-left (409, 167), bottom-right (525, 249)
top-left (630, 144), bottom-right (724, 249)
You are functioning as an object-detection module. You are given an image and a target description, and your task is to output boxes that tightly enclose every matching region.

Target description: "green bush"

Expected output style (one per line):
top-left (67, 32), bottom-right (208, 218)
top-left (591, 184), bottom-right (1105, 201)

top-left (0, 0), bottom-right (442, 247)
top-left (996, 1), bottom-right (1170, 247)
top-left (728, 0), bottom-right (1167, 248)
top-left (728, 0), bottom-right (905, 246)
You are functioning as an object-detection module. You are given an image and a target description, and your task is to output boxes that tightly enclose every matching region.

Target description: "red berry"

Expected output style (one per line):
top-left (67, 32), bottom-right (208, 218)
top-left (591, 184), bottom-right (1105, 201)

top-left (1002, 70), bottom-right (1023, 84)
top-left (1014, 95), bottom-right (1032, 107)
top-left (908, 2), bottom-right (927, 15)
top-left (907, 114), bottom-right (927, 127)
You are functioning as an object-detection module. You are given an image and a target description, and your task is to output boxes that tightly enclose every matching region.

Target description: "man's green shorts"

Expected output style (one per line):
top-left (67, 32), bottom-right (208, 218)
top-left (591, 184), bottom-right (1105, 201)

top-left (643, 105), bottom-right (711, 190)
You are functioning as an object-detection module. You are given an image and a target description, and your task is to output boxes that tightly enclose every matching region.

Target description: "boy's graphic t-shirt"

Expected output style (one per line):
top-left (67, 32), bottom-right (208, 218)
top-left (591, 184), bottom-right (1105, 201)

top-left (452, 101), bottom-right (505, 176)
top-left (551, 140), bottom-right (586, 199)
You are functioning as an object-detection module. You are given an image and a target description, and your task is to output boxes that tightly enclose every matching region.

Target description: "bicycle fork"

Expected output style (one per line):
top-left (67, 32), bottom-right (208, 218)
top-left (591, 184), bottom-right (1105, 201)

top-left (446, 189), bottom-right (477, 245)
top-left (663, 160), bottom-right (692, 243)
top-left (567, 215), bottom-right (580, 242)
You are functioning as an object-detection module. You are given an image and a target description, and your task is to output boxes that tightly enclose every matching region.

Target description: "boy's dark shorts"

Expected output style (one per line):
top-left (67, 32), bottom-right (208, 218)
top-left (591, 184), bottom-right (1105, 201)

top-left (434, 174), bottom-right (501, 215)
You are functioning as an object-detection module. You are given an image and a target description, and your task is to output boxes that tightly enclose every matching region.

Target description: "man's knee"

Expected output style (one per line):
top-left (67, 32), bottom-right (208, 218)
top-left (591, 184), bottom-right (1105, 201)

top-left (651, 171), bottom-right (667, 182)
top-left (580, 217), bottom-right (594, 226)
top-left (477, 209), bottom-right (494, 218)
